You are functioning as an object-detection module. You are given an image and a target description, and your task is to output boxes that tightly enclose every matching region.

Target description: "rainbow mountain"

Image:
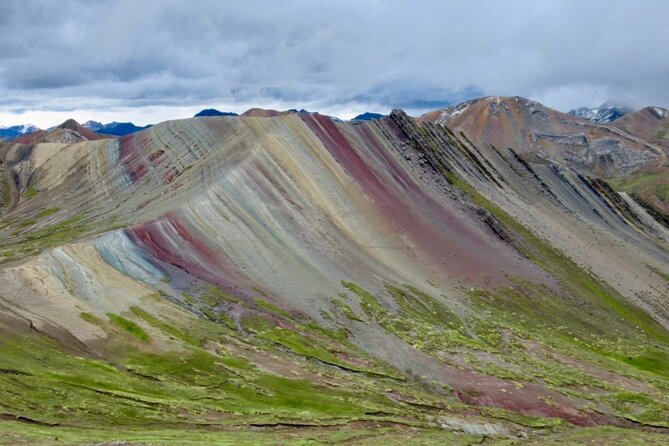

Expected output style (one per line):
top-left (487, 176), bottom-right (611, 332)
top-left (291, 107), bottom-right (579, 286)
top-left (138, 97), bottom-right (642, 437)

top-left (0, 98), bottom-right (668, 444)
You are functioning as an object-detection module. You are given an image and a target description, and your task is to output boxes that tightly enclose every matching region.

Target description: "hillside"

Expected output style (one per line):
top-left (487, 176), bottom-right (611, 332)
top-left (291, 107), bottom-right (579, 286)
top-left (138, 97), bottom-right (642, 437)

top-left (0, 110), bottom-right (668, 444)
top-left (612, 106), bottom-right (669, 147)
top-left (607, 107), bottom-right (669, 213)
top-left (421, 96), bottom-right (667, 178)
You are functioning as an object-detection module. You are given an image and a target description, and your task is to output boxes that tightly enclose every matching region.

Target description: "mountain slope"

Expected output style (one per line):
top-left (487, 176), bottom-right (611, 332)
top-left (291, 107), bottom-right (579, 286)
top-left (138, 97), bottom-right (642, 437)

top-left (0, 111), bottom-right (668, 443)
top-left (612, 106), bottom-right (669, 147)
top-left (421, 96), bottom-right (666, 177)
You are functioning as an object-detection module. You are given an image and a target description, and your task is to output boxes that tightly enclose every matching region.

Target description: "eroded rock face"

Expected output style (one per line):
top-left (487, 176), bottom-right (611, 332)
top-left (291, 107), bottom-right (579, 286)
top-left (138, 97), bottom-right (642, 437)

top-left (439, 417), bottom-right (510, 436)
top-left (49, 128), bottom-right (88, 144)
top-left (569, 137), bottom-right (661, 175)
top-left (531, 132), bottom-right (588, 146)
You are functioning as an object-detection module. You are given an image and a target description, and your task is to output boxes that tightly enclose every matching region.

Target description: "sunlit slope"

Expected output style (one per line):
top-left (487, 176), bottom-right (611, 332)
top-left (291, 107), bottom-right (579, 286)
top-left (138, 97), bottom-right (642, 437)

top-left (0, 111), bottom-right (668, 443)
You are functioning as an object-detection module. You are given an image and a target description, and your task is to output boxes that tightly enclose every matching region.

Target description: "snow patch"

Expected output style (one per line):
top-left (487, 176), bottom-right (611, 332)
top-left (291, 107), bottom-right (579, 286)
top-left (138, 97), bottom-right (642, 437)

top-left (568, 102), bottom-right (632, 123)
top-left (436, 102), bottom-right (470, 124)
top-left (0, 124), bottom-right (38, 133)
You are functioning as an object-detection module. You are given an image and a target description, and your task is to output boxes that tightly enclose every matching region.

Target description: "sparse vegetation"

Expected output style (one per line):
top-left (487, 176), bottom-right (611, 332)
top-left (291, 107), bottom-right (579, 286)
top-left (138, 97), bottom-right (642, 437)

top-left (0, 176), bottom-right (9, 206)
top-left (609, 168), bottom-right (669, 207)
top-left (107, 313), bottom-right (151, 342)
top-left (24, 186), bottom-right (38, 198)
top-left (36, 207), bottom-right (59, 219)
top-left (0, 215), bottom-right (88, 263)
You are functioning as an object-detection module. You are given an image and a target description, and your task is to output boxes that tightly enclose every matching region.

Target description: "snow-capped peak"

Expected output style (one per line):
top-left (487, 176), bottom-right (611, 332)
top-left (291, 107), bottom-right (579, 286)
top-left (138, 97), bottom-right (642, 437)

top-left (651, 107), bottom-right (667, 119)
top-left (83, 120), bottom-right (103, 131)
top-left (568, 101), bottom-right (633, 123)
top-left (0, 124), bottom-right (38, 133)
top-left (0, 124), bottom-right (40, 140)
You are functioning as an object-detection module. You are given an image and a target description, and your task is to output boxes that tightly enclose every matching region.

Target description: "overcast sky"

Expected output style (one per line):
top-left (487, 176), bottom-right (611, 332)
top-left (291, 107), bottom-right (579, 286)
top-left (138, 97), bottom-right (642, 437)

top-left (1, 0), bottom-right (668, 127)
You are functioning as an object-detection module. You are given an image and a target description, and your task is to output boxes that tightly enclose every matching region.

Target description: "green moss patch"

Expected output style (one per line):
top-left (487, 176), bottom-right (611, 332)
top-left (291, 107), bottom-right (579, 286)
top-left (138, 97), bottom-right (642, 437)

top-left (0, 215), bottom-right (89, 263)
top-left (107, 313), bottom-right (151, 342)
top-left (36, 207), bottom-right (59, 219)
top-left (24, 186), bottom-right (38, 199)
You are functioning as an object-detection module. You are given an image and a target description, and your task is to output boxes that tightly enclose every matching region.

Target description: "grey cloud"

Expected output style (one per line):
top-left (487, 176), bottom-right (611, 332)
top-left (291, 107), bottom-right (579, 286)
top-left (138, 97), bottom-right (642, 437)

top-left (0, 0), bottom-right (668, 125)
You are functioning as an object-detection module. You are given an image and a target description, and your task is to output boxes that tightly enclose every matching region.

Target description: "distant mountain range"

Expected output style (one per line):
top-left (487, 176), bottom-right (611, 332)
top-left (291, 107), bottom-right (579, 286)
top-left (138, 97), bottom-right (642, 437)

top-left (14, 119), bottom-right (109, 144)
top-left (0, 124), bottom-right (39, 141)
top-left (83, 121), bottom-right (151, 136)
top-left (352, 112), bottom-right (385, 121)
top-left (568, 101), bottom-right (633, 123)
top-left (194, 109), bottom-right (239, 117)
top-left (0, 102), bottom-right (654, 142)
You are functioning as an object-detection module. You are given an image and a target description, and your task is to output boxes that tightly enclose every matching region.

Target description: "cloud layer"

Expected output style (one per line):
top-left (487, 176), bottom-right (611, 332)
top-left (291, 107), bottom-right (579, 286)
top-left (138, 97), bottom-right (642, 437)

top-left (1, 0), bottom-right (668, 126)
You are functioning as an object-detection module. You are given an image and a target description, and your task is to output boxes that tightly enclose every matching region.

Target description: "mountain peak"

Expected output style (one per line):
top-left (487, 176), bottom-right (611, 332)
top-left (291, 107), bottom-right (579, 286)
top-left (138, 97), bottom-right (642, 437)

top-left (646, 106), bottom-right (668, 119)
top-left (352, 112), bottom-right (386, 121)
top-left (13, 118), bottom-right (107, 144)
top-left (568, 101), bottom-right (633, 123)
top-left (194, 109), bottom-right (239, 118)
top-left (419, 96), bottom-right (554, 127)
top-left (58, 118), bottom-right (83, 130)
top-left (83, 120), bottom-right (103, 131)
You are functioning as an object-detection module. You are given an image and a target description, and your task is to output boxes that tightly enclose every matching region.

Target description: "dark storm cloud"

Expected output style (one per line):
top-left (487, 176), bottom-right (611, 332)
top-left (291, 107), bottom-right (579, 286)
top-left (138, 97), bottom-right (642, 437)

top-left (1, 0), bottom-right (668, 125)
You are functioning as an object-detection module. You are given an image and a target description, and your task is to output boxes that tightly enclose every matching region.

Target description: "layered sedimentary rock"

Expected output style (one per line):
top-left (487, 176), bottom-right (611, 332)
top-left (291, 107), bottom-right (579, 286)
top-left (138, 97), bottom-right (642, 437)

top-left (1, 108), bottom-right (668, 443)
